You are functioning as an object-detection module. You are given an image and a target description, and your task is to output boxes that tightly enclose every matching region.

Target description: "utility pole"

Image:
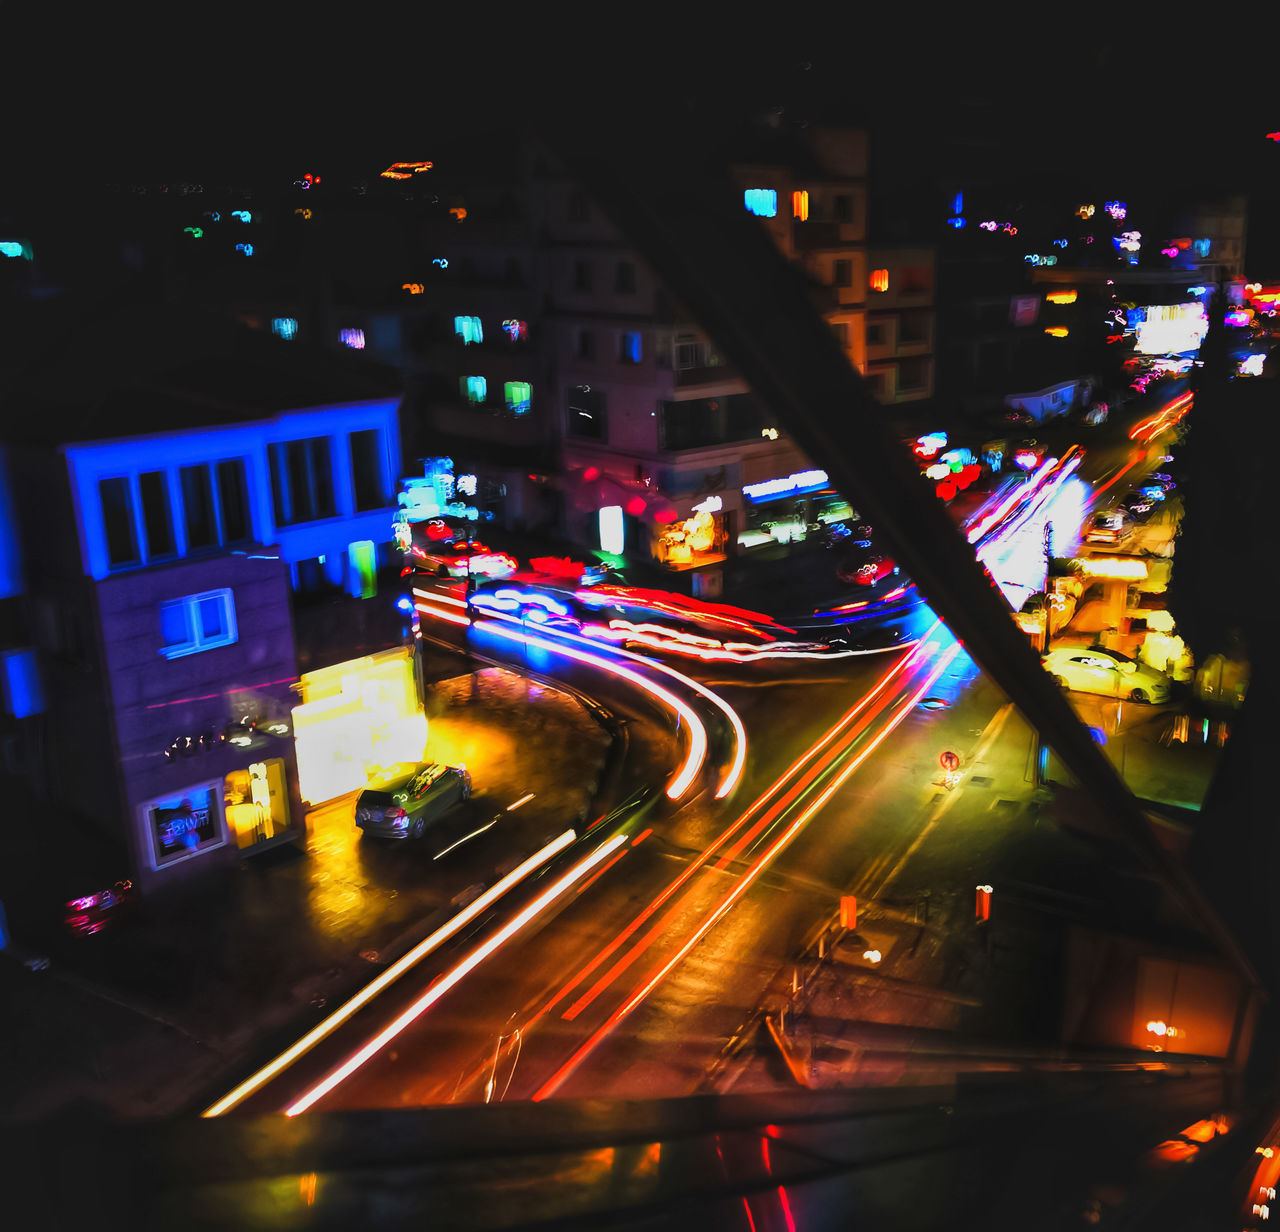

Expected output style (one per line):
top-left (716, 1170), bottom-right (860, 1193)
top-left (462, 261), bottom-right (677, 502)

top-left (1035, 520), bottom-right (1053, 786)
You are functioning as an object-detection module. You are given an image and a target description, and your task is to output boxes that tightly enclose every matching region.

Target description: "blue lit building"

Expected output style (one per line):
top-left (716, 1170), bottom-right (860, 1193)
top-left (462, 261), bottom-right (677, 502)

top-left (0, 299), bottom-right (406, 890)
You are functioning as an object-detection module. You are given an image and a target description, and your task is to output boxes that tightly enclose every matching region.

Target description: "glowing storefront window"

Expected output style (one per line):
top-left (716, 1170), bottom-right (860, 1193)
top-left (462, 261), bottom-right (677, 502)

top-left (792, 190), bottom-right (809, 220)
top-left (454, 315), bottom-right (483, 345)
top-left (224, 759), bottom-right (291, 851)
top-left (291, 647), bottom-right (428, 805)
top-left (744, 189), bottom-right (778, 218)
top-left (272, 317), bottom-right (298, 340)
top-left (599, 505), bottom-right (625, 555)
top-left (145, 784), bottom-right (224, 868)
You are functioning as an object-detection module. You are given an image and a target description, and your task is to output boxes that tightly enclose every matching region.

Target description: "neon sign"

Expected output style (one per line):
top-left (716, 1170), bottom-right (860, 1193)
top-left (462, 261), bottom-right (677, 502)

top-left (1105, 200), bottom-right (1127, 220)
top-left (235, 243), bottom-right (254, 256)
top-left (742, 468), bottom-right (829, 502)
top-left (449, 207), bottom-right (467, 222)
top-left (432, 258), bottom-right (448, 268)
top-left (231, 210), bottom-right (251, 223)
top-left (1076, 204), bottom-right (1095, 218)
top-left (402, 282), bottom-right (424, 294)
top-left (184, 227), bottom-right (203, 239)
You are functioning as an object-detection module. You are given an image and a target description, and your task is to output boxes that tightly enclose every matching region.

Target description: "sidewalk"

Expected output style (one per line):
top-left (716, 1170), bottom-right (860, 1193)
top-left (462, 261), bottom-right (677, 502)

top-left (1, 662), bottom-right (613, 1122)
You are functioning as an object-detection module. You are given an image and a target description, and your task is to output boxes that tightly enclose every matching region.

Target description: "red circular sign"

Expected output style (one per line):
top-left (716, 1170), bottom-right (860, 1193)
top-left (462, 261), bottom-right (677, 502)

top-left (939, 750), bottom-right (960, 771)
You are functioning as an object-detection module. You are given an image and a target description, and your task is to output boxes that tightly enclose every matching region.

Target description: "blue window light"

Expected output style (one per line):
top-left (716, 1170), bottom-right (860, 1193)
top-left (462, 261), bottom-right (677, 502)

top-left (504, 381), bottom-right (532, 415)
top-left (454, 315), bottom-right (484, 345)
top-left (159, 589), bottom-right (238, 660)
top-left (461, 376), bottom-right (487, 404)
top-left (621, 331), bottom-right (642, 364)
top-left (340, 328), bottom-right (365, 350)
top-left (1, 648), bottom-right (43, 718)
top-left (1194, 238), bottom-right (1211, 257)
top-left (272, 317), bottom-right (298, 341)
top-left (0, 239), bottom-right (33, 261)
top-left (744, 189), bottom-right (778, 218)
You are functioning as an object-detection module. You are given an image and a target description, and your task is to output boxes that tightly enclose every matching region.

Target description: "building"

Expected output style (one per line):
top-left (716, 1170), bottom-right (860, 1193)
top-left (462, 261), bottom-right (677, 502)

top-left (0, 297), bottom-right (407, 890)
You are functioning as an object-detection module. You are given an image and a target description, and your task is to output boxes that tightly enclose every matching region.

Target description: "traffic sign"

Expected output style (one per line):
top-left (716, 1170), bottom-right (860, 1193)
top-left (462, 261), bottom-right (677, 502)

top-left (939, 750), bottom-right (960, 772)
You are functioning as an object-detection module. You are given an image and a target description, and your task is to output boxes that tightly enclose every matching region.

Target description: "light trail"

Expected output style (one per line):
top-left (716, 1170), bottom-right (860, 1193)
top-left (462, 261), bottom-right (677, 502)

top-left (201, 829), bottom-right (578, 1117)
top-left (283, 831), bottom-right (630, 1117)
top-left (472, 615), bottom-right (707, 799)
top-left (531, 637), bottom-right (962, 1101)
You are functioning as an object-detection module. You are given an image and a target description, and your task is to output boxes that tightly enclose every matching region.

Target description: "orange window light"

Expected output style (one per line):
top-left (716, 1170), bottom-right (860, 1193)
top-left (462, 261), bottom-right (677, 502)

top-left (792, 190), bottom-right (809, 221)
top-left (870, 269), bottom-right (889, 292)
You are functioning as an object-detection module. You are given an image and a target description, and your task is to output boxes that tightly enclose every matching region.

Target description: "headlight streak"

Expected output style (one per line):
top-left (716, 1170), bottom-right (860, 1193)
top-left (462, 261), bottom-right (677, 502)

top-left (475, 606), bottom-right (750, 800)
top-left (582, 621), bottom-right (867, 664)
top-left (530, 637), bottom-right (963, 1102)
top-left (471, 615), bottom-right (708, 800)
top-left (200, 828), bottom-right (578, 1117)
top-left (282, 832), bottom-right (630, 1117)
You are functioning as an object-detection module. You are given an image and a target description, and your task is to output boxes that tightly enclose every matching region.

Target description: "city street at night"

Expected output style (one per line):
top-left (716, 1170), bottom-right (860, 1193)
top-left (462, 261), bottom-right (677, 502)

top-left (2, 28), bottom-right (1275, 1230)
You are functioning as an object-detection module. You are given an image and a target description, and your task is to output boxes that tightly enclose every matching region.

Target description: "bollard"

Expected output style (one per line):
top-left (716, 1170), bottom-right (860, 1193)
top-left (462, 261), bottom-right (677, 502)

top-left (975, 884), bottom-right (992, 924)
top-left (840, 895), bottom-right (857, 931)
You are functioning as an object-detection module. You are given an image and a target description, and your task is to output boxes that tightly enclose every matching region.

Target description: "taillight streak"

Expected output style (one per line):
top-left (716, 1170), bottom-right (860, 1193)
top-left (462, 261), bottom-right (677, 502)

top-left (530, 637), bottom-right (961, 1101)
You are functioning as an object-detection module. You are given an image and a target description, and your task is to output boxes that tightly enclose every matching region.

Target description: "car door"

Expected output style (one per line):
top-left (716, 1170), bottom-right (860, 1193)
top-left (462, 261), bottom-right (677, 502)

top-left (1069, 655), bottom-right (1112, 695)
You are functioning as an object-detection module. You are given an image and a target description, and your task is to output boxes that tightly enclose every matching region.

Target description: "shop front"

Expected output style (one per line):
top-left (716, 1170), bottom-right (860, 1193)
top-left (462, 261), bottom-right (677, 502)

top-left (737, 468), bottom-right (855, 550)
top-left (290, 646), bottom-right (429, 806)
top-left (654, 495), bottom-right (730, 570)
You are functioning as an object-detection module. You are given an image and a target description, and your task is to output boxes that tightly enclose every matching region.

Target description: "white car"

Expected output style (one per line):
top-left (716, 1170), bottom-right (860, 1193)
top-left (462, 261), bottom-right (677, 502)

top-left (1042, 648), bottom-right (1172, 704)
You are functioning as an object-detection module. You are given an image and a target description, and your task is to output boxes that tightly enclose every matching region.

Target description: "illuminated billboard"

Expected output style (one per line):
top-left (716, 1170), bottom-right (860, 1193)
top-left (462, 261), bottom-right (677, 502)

top-left (1134, 303), bottom-right (1208, 355)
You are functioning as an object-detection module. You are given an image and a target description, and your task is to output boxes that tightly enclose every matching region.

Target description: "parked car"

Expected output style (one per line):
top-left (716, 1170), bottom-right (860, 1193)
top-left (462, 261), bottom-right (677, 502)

top-left (1042, 648), bottom-right (1173, 703)
top-left (356, 763), bottom-right (472, 840)
top-left (1015, 580), bottom-right (1082, 639)
top-left (1084, 508), bottom-right (1134, 545)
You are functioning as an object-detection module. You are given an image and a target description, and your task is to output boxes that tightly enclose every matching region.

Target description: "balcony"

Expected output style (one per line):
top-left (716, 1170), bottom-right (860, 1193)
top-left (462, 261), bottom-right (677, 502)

top-left (793, 220), bottom-right (863, 251)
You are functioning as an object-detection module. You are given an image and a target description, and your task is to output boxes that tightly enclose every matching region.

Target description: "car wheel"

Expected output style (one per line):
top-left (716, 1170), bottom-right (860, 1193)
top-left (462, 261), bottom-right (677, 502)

top-left (1129, 688), bottom-right (1149, 704)
top-left (411, 817), bottom-right (426, 840)
top-left (1053, 675), bottom-right (1069, 690)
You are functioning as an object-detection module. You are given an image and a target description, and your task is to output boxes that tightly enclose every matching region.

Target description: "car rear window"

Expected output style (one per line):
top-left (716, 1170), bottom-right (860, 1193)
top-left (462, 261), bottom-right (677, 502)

top-left (358, 790), bottom-right (396, 807)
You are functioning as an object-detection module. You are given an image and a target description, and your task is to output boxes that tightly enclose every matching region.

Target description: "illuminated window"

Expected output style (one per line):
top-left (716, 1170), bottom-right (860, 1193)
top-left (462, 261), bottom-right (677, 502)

top-left (268, 439), bottom-right (335, 525)
top-left (502, 318), bottom-right (527, 342)
top-left (869, 268), bottom-right (889, 292)
top-left (159, 589), bottom-right (237, 660)
top-left (271, 317), bottom-right (297, 340)
top-left (1194, 238), bottom-right (1211, 257)
top-left (744, 189), bottom-right (778, 218)
top-left (461, 375), bottom-right (488, 404)
top-left (505, 381), bottom-right (532, 415)
top-left (599, 505), bottom-right (625, 555)
top-left (454, 315), bottom-right (483, 345)
top-left (1044, 326), bottom-right (1069, 338)
top-left (1045, 290), bottom-right (1077, 305)
top-left (792, 190), bottom-right (809, 221)
top-left (620, 331), bottom-right (642, 364)
top-left (0, 239), bottom-right (33, 260)
top-left (340, 328), bottom-right (365, 350)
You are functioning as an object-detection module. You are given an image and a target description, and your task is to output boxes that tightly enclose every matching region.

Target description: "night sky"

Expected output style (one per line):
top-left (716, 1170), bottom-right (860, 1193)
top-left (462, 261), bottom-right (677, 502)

top-left (8, 22), bottom-right (1278, 268)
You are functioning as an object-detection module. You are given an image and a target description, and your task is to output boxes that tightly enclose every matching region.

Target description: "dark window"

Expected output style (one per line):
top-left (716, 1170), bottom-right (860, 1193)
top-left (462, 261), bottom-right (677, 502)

top-left (505, 257), bottom-right (524, 285)
top-left (834, 194), bottom-right (853, 222)
top-left (350, 429), bottom-right (384, 512)
top-left (866, 322), bottom-right (885, 345)
top-left (139, 471), bottom-right (174, 559)
top-left (271, 438), bottom-right (335, 525)
top-left (830, 322), bottom-right (850, 348)
top-left (577, 329), bottom-right (596, 360)
top-left (834, 260), bottom-right (853, 287)
top-left (573, 260), bottom-right (592, 291)
top-left (181, 465), bottom-right (216, 550)
top-left (568, 190), bottom-right (588, 222)
top-left (99, 477), bottom-right (138, 567)
top-left (567, 384), bottom-right (606, 440)
top-left (217, 459), bottom-right (250, 543)
top-left (660, 392), bottom-right (766, 450)
top-left (615, 261), bottom-right (636, 293)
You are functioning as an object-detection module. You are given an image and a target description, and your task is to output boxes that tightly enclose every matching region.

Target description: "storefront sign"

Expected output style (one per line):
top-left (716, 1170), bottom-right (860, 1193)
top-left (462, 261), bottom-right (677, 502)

top-left (692, 496), bottom-right (723, 514)
top-left (148, 786), bottom-right (222, 867)
top-left (742, 469), bottom-right (828, 503)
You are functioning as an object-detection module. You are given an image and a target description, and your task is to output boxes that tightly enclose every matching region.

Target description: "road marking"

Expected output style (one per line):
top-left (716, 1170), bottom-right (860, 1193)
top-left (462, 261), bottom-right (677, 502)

top-left (855, 702), bottom-right (1016, 901)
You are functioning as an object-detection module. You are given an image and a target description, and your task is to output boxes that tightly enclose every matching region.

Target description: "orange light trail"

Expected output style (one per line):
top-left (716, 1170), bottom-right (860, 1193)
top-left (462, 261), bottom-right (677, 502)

top-left (530, 633), bottom-right (932, 1028)
top-left (531, 638), bottom-right (962, 1101)
top-left (282, 832), bottom-right (629, 1116)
